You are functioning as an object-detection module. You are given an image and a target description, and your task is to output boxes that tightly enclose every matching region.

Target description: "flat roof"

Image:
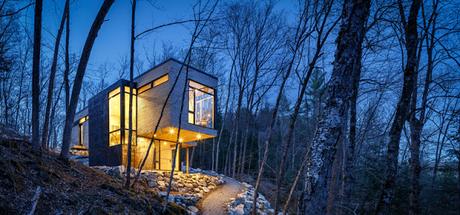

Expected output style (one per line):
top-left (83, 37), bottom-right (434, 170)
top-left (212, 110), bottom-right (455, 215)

top-left (135, 58), bottom-right (218, 81)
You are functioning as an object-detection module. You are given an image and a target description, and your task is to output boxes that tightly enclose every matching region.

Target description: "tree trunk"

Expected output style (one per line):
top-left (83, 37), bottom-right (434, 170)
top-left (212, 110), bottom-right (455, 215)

top-left (215, 59), bottom-right (235, 172)
top-left (408, 4), bottom-right (437, 211)
top-left (408, 121), bottom-right (422, 215)
top-left (64, 0), bottom-right (70, 111)
top-left (125, 0), bottom-right (136, 189)
top-left (60, 0), bottom-right (115, 159)
top-left (31, 0), bottom-right (43, 150)
top-left (251, 2), bottom-right (312, 212)
top-left (302, 0), bottom-right (370, 213)
top-left (376, 0), bottom-right (421, 213)
top-left (41, 0), bottom-right (69, 149)
top-left (340, 25), bottom-right (364, 211)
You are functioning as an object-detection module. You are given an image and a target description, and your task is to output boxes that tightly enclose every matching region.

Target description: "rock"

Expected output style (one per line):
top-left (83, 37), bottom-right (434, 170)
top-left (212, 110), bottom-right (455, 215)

top-left (147, 180), bottom-right (156, 187)
top-left (157, 181), bottom-right (166, 187)
top-left (232, 204), bottom-right (245, 215)
top-left (188, 206), bottom-right (199, 213)
top-left (227, 183), bottom-right (274, 215)
top-left (202, 187), bottom-right (210, 193)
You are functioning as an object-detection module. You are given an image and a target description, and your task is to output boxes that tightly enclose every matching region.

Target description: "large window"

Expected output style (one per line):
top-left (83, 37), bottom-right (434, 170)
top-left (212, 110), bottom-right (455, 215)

top-left (79, 116), bottom-right (88, 146)
top-left (138, 74), bottom-right (169, 94)
top-left (188, 80), bottom-right (214, 128)
top-left (109, 88), bottom-right (121, 146)
top-left (123, 86), bottom-right (137, 145)
top-left (108, 86), bottom-right (137, 147)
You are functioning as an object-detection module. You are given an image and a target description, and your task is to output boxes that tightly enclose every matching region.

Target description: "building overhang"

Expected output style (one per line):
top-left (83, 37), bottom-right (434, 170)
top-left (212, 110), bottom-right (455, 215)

top-left (140, 126), bottom-right (216, 143)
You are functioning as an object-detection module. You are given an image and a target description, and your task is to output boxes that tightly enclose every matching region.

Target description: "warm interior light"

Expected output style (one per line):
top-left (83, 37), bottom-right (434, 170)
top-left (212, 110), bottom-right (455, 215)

top-left (163, 141), bottom-right (167, 145)
top-left (179, 138), bottom-right (183, 142)
top-left (169, 128), bottom-right (174, 134)
top-left (153, 134), bottom-right (157, 137)
top-left (196, 134), bottom-right (202, 139)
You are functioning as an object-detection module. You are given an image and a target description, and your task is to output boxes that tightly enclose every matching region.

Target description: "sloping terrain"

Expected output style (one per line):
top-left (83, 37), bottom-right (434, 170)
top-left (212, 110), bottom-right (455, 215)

top-left (0, 133), bottom-right (184, 214)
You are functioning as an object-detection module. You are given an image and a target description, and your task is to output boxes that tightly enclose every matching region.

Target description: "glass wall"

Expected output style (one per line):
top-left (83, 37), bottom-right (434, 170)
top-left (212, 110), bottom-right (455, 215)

top-left (188, 80), bottom-right (214, 128)
top-left (79, 116), bottom-right (88, 146)
top-left (123, 86), bottom-right (137, 145)
top-left (108, 86), bottom-right (137, 147)
top-left (109, 88), bottom-right (121, 146)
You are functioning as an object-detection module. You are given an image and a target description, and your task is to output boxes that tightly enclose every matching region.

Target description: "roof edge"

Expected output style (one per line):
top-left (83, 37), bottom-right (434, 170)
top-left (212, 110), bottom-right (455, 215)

top-left (135, 58), bottom-right (218, 80)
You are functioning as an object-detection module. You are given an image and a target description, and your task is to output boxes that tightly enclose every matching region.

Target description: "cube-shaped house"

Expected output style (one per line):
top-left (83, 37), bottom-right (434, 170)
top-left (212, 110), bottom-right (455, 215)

top-left (70, 58), bottom-right (217, 172)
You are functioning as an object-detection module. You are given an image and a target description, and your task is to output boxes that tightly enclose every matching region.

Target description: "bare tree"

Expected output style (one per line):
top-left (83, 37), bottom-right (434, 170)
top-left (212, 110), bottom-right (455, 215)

top-left (60, 0), bottom-right (115, 159)
top-left (64, 0), bottom-right (70, 111)
top-left (125, 0), bottom-right (136, 189)
top-left (251, 0), bottom-right (313, 213)
top-left (301, 0), bottom-right (371, 213)
top-left (376, 0), bottom-right (422, 213)
top-left (41, 0), bottom-right (69, 148)
top-left (31, 0), bottom-right (43, 150)
top-left (163, 1), bottom-right (219, 211)
top-left (273, 0), bottom-right (339, 212)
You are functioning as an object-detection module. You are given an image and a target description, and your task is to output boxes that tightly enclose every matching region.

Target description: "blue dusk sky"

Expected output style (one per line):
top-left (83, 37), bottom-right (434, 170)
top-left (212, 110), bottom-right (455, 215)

top-left (27, 0), bottom-right (297, 84)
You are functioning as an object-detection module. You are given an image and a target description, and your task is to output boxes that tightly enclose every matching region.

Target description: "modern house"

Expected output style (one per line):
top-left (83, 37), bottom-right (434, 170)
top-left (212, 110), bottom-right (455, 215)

top-left (70, 58), bottom-right (217, 172)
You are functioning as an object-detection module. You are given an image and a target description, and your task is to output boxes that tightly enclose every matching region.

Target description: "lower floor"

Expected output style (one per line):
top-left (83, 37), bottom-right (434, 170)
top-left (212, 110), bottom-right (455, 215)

top-left (122, 137), bottom-right (191, 171)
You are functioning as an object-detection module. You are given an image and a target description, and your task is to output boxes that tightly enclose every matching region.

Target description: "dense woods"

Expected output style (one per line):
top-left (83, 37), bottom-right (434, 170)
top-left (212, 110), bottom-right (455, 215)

top-left (0, 0), bottom-right (459, 214)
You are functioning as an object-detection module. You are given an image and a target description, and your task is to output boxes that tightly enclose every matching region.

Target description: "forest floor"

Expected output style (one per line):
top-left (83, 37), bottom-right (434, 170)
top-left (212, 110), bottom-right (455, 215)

top-left (198, 176), bottom-right (245, 215)
top-left (0, 128), bottom-right (184, 214)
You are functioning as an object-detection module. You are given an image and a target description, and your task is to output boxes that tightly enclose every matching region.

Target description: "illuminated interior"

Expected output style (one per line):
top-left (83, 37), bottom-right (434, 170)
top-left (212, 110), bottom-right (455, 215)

top-left (109, 88), bottom-right (121, 146)
top-left (108, 86), bottom-right (137, 147)
top-left (153, 127), bottom-right (214, 142)
top-left (138, 74), bottom-right (169, 94)
top-left (78, 116), bottom-right (88, 146)
top-left (188, 80), bottom-right (214, 128)
top-left (123, 86), bottom-right (137, 145)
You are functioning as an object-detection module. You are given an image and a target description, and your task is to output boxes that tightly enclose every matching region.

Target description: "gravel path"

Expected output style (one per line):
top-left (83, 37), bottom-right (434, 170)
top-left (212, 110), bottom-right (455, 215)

top-left (199, 177), bottom-right (245, 215)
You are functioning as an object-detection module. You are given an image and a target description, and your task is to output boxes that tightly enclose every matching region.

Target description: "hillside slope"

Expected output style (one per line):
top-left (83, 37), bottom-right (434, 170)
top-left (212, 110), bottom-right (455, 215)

top-left (0, 136), bottom-right (184, 214)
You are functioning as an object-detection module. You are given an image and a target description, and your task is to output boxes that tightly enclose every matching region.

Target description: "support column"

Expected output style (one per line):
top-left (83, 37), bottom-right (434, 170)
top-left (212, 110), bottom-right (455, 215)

top-left (186, 147), bottom-right (190, 174)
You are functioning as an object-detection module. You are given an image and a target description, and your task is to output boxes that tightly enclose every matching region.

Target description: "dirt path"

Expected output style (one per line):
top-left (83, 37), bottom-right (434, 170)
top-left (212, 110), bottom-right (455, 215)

top-left (199, 177), bottom-right (245, 215)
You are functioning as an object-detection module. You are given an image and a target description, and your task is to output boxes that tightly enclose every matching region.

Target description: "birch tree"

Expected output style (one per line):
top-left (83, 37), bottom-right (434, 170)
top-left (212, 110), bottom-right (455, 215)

top-left (301, 0), bottom-right (371, 214)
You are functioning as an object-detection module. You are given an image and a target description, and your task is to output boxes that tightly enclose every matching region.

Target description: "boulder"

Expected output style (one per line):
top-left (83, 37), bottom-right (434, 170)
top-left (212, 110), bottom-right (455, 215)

top-left (187, 206), bottom-right (199, 213)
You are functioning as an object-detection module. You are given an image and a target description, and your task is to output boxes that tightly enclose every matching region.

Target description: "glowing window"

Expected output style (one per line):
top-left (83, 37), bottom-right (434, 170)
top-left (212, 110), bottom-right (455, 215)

top-left (109, 88), bottom-right (121, 146)
top-left (138, 83), bottom-right (151, 94)
top-left (188, 80), bottom-right (214, 128)
top-left (153, 74), bottom-right (169, 87)
top-left (78, 116), bottom-right (88, 146)
top-left (123, 87), bottom-right (137, 145)
top-left (124, 86), bottom-right (137, 95)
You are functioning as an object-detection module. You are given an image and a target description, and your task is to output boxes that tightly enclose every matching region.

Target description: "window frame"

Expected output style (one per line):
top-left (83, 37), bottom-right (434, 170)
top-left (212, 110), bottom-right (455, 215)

top-left (108, 85), bottom-right (138, 147)
top-left (187, 80), bottom-right (215, 129)
top-left (138, 74), bottom-right (169, 95)
top-left (78, 116), bottom-right (88, 146)
top-left (122, 86), bottom-right (138, 146)
top-left (108, 87), bottom-right (122, 146)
